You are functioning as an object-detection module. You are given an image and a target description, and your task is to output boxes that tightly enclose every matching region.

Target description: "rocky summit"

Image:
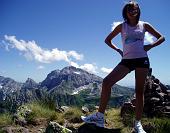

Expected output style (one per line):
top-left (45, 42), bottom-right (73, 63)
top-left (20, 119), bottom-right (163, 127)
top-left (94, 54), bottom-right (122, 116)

top-left (40, 66), bottom-right (103, 90)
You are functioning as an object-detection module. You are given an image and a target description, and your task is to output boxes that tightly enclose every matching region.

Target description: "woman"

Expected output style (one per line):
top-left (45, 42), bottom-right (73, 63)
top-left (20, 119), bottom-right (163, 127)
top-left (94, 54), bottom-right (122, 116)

top-left (81, 1), bottom-right (165, 133)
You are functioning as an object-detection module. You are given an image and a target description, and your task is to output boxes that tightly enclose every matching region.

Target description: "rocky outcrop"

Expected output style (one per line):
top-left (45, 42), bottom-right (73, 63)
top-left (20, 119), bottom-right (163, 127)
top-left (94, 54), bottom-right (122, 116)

top-left (121, 71), bottom-right (170, 119)
top-left (22, 78), bottom-right (38, 89)
top-left (2, 126), bottom-right (29, 133)
top-left (45, 121), bottom-right (72, 133)
top-left (144, 75), bottom-right (170, 117)
top-left (13, 105), bottom-right (32, 126)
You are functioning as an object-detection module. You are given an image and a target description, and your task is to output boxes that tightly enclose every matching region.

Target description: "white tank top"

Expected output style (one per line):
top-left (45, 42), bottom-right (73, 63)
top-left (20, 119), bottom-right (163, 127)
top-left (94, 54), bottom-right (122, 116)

top-left (121, 21), bottom-right (148, 59)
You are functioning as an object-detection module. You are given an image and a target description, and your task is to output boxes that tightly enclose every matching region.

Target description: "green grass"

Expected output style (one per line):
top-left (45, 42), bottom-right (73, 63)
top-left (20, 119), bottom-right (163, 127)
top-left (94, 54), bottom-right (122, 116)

top-left (26, 102), bottom-right (56, 119)
top-left (105, 108), bottom-right (124, 128)
top-left (63, 107), bottom-right (82, 123)
top-left (105, 108), bottom-right (170, 133)
top-left (106, 108), bottom-right (134, 133)
top-left (26, 102), bottom-right (83, 125)
top-left (142, 117), bottom-right (170, 133)
top-left (0, 102), bottom-right (169, 133)
top-left (0, 129), bottom-right (5, 133)
top-left (27, 103), bottom-right (168, 133)
top-left (0, 113), bottom-right (13, 126)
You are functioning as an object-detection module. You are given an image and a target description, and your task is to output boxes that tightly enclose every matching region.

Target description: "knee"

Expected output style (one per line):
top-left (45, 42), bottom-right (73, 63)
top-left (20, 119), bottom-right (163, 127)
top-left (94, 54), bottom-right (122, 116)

top-left (102, 77), bottom-right (115, 89)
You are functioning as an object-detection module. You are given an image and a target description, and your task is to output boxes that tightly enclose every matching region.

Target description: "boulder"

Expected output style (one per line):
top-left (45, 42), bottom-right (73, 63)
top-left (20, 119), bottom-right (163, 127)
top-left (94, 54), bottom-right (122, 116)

top-left (81, 106), bottom-right (89, 114)
top-left (13, 105), bottom-right (32, 126)
top-left (45, 121), bottom-right (72, 133)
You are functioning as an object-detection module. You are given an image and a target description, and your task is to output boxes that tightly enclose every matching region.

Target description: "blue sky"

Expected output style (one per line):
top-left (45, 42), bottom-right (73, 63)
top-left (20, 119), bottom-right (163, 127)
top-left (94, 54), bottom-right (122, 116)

top-left (0, 0), bottom-right (170, 86)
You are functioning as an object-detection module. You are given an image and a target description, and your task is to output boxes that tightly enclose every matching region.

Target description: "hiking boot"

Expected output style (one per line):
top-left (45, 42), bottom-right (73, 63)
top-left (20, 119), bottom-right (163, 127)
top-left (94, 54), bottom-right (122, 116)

top-left (81, 112), bottom-right (104, 127)
top-left (134, 120), bottom-right (146, 133)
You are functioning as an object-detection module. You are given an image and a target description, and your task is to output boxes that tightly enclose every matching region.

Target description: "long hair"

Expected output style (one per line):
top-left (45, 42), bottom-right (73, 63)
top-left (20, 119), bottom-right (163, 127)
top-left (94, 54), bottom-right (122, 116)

top-left (122, 1), bottom-right (141, 24)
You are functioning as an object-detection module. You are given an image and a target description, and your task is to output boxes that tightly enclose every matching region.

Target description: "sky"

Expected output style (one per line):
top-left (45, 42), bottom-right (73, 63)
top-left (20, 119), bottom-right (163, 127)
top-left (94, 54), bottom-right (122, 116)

top-left (0, 0), bottom-right (170, 87)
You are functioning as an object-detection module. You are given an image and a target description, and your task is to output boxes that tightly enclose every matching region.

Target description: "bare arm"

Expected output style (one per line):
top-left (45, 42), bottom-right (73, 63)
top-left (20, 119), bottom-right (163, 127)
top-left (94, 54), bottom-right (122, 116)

top-left (144, 22), bottom-right (165, 51)
top-left (105, 23), bottom-right (123, 56)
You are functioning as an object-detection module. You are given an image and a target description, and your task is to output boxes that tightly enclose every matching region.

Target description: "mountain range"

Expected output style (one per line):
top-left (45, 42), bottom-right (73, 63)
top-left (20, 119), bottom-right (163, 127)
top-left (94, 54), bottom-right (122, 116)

top-left (0, 66), bottom-right (135, 112)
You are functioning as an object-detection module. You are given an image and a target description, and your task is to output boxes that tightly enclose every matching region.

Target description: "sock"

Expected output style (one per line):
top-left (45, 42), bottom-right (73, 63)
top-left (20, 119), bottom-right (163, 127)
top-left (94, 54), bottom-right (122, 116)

top-left (135, 120), bottom-right (141, 126)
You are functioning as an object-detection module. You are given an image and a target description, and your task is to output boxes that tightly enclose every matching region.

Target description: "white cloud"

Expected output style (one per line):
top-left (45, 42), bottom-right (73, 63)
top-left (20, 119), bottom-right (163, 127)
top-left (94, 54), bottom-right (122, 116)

top-left (4, 35), bottom-right (83, 63)
top-left (111, 22), bottom-right (155, 44)
top-left (5, 35), bottom-right (27, 51)
top-left (69, 61), bottom-right (79, 68)
top-left (37, 65), bottom-right (45, 69)
top-left (101, 67), bottom-right (112, 74)
top-left (68, 51), bottom-right (83, 60)
top-left (1, 40), bottom-right (10, 51)
top-left (144, 32), bottom-right (154, 44)
top-left (3, 35), bottom-right (98, 74)
top-left (69, 61), bottom-right (98, 74)
top-left (80, 64), bottom-right (98, 74)
top-left (111, 21), bottom-right (122, 31)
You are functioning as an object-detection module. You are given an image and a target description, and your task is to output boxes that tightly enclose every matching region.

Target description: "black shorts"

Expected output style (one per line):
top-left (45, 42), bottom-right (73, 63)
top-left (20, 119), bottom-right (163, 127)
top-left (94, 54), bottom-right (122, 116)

top-left (118, 57), bottom-right (150, 72)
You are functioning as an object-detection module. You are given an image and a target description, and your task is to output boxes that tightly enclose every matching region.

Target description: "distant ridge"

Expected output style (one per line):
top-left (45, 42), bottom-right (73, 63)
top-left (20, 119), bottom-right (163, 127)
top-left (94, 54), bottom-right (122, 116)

top-left (0, 66), bottom-right (134, 113)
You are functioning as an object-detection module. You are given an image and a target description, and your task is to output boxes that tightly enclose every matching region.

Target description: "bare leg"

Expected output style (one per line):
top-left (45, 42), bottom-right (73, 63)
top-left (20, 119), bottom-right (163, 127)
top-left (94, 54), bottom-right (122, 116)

top-left (135, 68), bottom-right (149, 120)
top-left (98, 65), bottom-right (130, 113)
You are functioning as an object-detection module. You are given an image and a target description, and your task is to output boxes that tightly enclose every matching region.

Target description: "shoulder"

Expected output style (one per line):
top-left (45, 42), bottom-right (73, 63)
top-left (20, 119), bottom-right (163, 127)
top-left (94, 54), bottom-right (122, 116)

top-left (142, 21), bottom-right (153, 29)
top-left (117, 23), bottom-right (123, 29)
top-left (115, 21), bottom-right (124, 28)
top-left (112, 21), bottom-right (124, 32)
top-left (138, 21), bottom-right (154, 32)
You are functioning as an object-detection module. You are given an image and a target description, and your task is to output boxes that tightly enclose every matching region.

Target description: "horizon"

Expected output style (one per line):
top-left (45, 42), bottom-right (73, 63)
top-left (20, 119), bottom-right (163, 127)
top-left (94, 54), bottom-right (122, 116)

top-left (0, 0), bottom-right (170, 87)
top-left (0, 65), bottom-right (168, 89)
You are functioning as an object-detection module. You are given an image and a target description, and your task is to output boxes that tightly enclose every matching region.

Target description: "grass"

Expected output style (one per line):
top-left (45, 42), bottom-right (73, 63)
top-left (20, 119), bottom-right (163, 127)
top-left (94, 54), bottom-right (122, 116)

top-left (0, 129), bottom-right (5, 133)
top-left (26, 102), bottom-right (56, 119)
top-left (105, 108), bottom-right (124, 128)
top-left (0, 102), bottom-right (170, 133)
top-left (26, 103), bottom-right (170, 133)
top-left (0, 113), bottom-right (12, 127)
top-left (63, 107), bottom-right (82, 123)
top-left (25, 102), bottom-right (83, 125)
top-left (105, 108), bottom-right (134, 133)
top-left (142, 117), bottom-right (170, 133)
top-left (104, 107), bottom-right (170, 133)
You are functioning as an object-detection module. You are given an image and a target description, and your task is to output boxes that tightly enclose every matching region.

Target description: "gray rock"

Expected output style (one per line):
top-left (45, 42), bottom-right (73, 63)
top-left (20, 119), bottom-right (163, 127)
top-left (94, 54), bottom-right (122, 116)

top-left (45, 121), bottom-right (72, 133)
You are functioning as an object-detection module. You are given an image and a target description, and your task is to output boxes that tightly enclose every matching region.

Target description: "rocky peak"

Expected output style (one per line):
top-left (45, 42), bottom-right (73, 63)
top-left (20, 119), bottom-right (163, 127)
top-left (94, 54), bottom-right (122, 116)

top-left (25, 78), bottom-right (36, 83)
top-left (47, 69), bottom-right (60, 79)
top-left (41, 66), bottom-right (103, 90)
top-left (0, 76), bottom-right (22, 102)
top-left (23, 78), bottom-right (38, 89)
top-left (61, 66), bottom-right (83, 74)
top-left (0, 76), bottom-right (22, 91)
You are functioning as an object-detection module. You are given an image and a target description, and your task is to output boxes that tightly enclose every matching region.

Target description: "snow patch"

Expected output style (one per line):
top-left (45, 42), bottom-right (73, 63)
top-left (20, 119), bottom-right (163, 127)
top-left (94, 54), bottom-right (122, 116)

top-left (71, 85), bottom-right (87, 95)
top-left (73, 71), bottom-right (81, 75)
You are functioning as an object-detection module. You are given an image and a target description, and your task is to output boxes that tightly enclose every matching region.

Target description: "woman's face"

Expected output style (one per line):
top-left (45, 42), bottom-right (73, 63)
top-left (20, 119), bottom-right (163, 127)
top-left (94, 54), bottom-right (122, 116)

top-left (127, 4), bottom-right (139, 18)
